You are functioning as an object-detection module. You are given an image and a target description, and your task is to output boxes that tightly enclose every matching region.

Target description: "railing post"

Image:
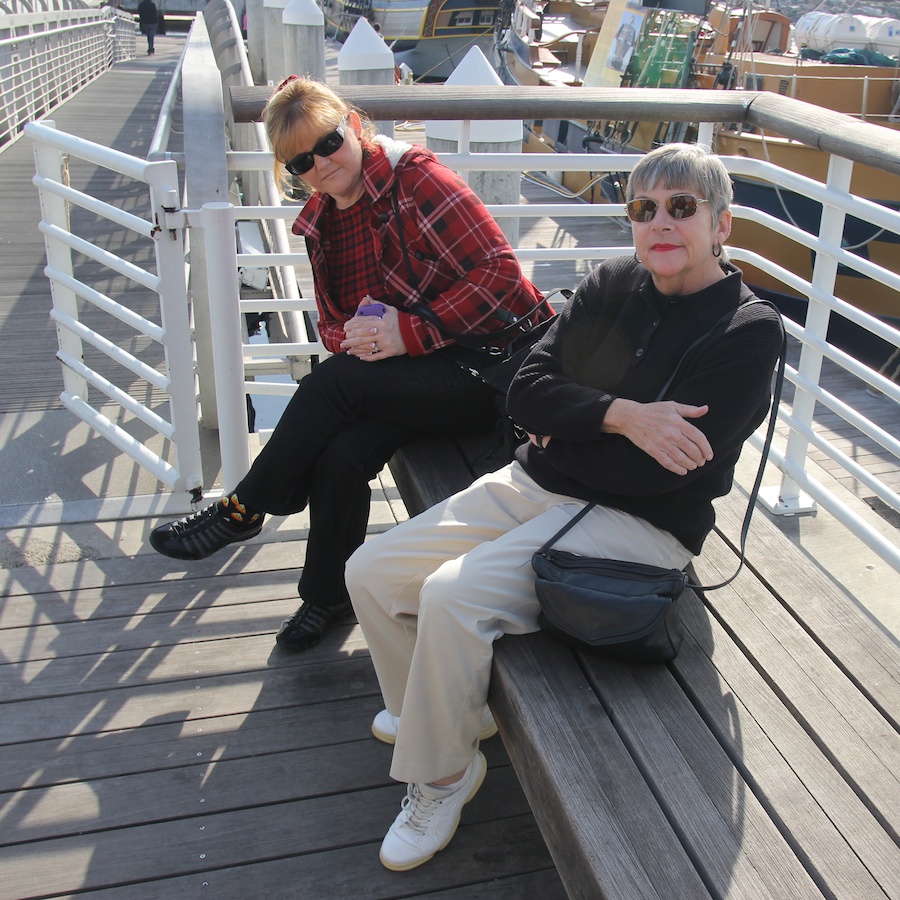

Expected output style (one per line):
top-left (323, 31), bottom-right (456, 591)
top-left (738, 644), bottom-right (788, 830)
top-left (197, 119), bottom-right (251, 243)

top-left (263, 0), bottom-right (289, 85)
top-left (31, 121), bottom-right (89, 402)
top-left (202, 202), bottom-right (252, 492)
top-left (762, 153), bottom-right (854, 516)
top-left (246, 0), bottom-right (267, 83)
top-left (696, 120), bottom-right (713, 149)
top-left (149, 174), bottom-right (204, 496)
top-left (283, 0), bottom-right (326, 82)
top-left (338, 19), bottom-right (396, 138)
top-left (182, 14), bottom-right (230, 428)
top-left (426, 48), bottom-right (522, 244)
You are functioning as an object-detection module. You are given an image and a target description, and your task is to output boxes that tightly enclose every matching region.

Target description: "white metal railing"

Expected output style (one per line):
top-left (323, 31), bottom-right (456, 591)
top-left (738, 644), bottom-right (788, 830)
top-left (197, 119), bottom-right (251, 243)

top-left (0, 7), bottom-right (136, 151)
top-left (203, 0), bottom-right (311, 372)
top-left (194, 142), bottom-right (900, 576)
top-left (27, 119), bottom-right (203, 516)
top-left (21, 2), bottom-right (899, 575)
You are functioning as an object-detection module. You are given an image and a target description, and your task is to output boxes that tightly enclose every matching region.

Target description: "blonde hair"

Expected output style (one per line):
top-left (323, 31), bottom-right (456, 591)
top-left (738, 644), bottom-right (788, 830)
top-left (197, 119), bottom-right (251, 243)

top-left (263, 76), bottom-right (377, 196)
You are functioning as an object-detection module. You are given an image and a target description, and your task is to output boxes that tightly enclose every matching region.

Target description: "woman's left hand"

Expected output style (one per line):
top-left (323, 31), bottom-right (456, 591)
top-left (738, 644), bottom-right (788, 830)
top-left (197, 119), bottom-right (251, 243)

top-left (341, 303), bottom-right (408, 360)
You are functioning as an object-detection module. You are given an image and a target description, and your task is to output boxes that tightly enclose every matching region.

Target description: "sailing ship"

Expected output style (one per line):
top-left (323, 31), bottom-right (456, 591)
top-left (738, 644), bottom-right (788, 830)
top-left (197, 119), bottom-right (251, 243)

top-left (322, 0), bottom-right (499, 79)
top-left (494, 0), bottom-right (900, 323)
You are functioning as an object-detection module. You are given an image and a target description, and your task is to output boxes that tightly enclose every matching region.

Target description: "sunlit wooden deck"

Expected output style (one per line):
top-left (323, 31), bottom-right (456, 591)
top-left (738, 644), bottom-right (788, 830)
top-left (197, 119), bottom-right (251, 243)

top-left (0, 538), bottom-right (566, 897)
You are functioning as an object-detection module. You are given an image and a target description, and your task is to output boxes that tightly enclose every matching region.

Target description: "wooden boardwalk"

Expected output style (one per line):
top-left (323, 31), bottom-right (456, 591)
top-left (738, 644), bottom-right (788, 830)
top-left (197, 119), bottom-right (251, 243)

top-left (0, 543), bottom-right (565, 898)
top-left (0, 40), bottom-right (184, 416)
top-left (0, 29), bottom-right (897, 900)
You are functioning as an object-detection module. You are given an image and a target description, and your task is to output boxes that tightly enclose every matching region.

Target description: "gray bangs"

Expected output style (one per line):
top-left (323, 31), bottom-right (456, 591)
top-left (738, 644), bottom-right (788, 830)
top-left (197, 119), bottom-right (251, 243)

top-left (627, 144), bottom-right (733, 219)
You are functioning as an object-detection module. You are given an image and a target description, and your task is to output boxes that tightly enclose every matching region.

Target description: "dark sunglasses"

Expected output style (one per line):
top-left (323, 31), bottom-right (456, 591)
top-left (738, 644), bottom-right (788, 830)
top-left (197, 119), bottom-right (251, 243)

top-left (625, 193), bottom-right (709, 223)
top-left (284, 117), bottom-right (347, 176)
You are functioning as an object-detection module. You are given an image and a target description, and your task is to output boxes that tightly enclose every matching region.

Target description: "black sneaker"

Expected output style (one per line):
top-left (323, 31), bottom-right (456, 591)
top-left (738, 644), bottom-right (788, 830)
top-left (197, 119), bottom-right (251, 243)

top-left (275, 600), bottom-right (354, 652)
top-left (149, 502), bottom-right (264, 560)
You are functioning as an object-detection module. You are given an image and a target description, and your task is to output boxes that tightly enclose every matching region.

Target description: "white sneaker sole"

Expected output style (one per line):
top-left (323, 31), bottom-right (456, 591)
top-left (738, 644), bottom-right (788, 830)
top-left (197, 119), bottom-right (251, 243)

top-left (372, 717), bottom-right (498, 746)
top-left (379, 751), bottom-right (488, 872)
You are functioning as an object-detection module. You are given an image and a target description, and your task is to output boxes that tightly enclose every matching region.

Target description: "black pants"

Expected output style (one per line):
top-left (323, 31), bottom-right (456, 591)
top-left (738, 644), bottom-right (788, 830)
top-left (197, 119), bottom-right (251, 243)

top-left (236, 350), bottom-right (500, 607)
top-left (143, 23), bottom-right (157, 52)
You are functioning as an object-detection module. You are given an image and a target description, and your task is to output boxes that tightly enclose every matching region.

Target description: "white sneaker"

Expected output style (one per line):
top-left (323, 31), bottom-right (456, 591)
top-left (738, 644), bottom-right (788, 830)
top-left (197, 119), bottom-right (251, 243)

top-left (371, 707), bottom-right (498, 745)
top-left (379, 751), bottom-right (488, 871)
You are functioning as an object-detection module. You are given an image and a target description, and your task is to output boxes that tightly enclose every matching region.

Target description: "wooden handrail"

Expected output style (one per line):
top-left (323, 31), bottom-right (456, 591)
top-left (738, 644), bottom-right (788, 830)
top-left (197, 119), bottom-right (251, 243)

top-left (229, 83), bottom-right (900, 177)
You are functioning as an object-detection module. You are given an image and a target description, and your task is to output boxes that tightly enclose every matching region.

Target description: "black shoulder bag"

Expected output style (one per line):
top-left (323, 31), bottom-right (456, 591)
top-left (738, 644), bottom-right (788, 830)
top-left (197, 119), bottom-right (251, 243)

top-left (531, 304), bottom-right (787, 663)
top-left (390, 188), bottom-right (567, 459)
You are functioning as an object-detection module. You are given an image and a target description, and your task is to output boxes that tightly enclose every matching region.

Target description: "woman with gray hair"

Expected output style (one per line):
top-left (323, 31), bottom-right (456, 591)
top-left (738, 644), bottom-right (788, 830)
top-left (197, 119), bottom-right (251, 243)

top-left (345, 143), bottom-right (784, 873)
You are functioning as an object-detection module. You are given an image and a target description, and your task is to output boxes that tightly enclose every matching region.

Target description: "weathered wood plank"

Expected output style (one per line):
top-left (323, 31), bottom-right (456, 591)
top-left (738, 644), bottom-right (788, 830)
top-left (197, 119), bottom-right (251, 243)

top-left (0, 696), bottom-right (384, 791)
top-left (690, 512), bottom-right (900, 895)
top-left (1, 650), bottom-right (381, 745)
top-left (0, 593), bottom-right (303, 661)
top-left (692, 544), bottom-right (900, 832)
top-left (388, 431), bottom-right (508, 518)
top-left (712, 490), bottom-right (900, 722)
top-left (490, 633), bottom-right (710, 900)
top-left (0, 538), bottom-right (312, 598)
top-left (230, 85), bottom-right (900, 174)
top-left (61, 816), bottom-right (565, 900)
top-left (389, 435), bottom-right (481, 517)
top-left (4, 740), bottom-right (395, 845)
top-left (676, 596), bottom-right (898, 899)
top-left (580, 651), bottom-right (822, 899)
top-left (0, 766), bottom-right (528, 897)
top-left (0, 623), bottom-right (369, 702)
top-left (230, 84), bottom-right (756, 126)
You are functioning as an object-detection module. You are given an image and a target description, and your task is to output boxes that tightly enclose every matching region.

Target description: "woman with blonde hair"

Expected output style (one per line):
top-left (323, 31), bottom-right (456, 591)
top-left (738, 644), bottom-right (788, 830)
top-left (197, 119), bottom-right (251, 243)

top-left (149, 76), bottom-right (552, 651)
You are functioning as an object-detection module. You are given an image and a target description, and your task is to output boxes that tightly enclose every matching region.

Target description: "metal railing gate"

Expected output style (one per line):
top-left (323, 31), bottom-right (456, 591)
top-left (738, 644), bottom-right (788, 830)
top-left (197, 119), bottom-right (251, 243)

top-left (27, 119), bottom-right (203, 518)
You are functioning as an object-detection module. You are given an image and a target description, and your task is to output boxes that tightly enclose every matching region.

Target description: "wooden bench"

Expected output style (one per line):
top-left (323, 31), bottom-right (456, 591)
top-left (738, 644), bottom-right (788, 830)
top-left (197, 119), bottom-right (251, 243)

top-left (389, 433), bottom-right (900, 900)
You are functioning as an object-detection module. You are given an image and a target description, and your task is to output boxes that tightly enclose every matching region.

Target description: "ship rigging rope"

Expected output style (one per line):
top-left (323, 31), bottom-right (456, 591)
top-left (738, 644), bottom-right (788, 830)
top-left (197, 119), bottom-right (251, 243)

top-left (712, 0), bottom-right (887, 251)
top-left (409, 31), bottom-right (496, 82)
top-left (522, 171), bottom-right (622, 202)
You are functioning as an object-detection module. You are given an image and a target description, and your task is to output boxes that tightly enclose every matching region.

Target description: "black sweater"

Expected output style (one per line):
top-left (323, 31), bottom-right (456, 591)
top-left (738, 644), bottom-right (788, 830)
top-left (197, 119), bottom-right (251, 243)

top-left (508, 256), bottom-right (784, 555)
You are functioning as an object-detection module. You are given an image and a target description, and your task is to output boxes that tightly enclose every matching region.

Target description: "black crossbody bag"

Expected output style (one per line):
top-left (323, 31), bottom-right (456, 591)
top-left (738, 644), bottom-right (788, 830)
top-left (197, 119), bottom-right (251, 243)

top-left (390, 188), bottom-right (567, 458)
top-left (532, 303), bottom-right (787, 663)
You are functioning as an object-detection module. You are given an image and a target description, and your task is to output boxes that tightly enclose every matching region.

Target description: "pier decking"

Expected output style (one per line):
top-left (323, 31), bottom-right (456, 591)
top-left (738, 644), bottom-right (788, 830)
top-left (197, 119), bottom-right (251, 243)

top-left (1, 541), bottom-right (566, 897)
top-left (1, 30), bottom-right (898, 899)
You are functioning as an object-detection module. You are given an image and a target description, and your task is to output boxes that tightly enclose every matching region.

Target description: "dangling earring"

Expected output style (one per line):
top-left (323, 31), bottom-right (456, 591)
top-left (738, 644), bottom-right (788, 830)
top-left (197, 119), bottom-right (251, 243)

top-left (712, 243), bottom-right (722, 258)
top-left (634, 250), bottom-right (642, 264)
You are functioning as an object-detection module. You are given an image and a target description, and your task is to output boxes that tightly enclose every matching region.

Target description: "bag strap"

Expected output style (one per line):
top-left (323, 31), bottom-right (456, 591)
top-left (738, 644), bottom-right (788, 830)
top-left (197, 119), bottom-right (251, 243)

top-left (537, 501), bottom-right (597, 555)
top-left (653, 298), bottom-right (771, 402)
top-left (537, 306), bottom-right (788, 594)
top-left (389, 186), bottom-right (560, 350)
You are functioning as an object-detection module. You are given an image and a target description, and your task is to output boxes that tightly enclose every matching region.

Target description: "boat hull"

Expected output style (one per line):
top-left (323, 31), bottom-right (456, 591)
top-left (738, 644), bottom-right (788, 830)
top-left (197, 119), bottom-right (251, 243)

top-left (392, 33), bottom-right (495, 80)
top-left (498, 85), bottom-right (900, 320)
top-left (324, 0), bottom-right (497, 80)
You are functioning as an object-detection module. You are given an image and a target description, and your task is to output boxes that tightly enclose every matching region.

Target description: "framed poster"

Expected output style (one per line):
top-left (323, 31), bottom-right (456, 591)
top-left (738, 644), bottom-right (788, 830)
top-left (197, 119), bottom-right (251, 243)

top-left (584, 0), bottom-right (647, 87)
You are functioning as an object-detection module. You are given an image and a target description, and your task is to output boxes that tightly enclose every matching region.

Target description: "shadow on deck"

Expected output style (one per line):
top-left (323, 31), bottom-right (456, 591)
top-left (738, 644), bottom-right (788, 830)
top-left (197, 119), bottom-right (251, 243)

top-left (0, 538), bottom-right (565, 897)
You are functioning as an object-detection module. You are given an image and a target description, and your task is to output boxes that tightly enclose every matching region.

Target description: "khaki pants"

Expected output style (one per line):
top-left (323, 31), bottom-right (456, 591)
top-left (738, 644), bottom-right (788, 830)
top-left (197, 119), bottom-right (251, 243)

top-left (346, 461), bottom-right (692, 785)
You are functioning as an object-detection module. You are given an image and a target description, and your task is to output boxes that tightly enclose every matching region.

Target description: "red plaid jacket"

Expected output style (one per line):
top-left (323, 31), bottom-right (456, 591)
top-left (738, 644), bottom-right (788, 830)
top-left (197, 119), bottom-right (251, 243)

top-left (292, 139), bottom-right (552, 356)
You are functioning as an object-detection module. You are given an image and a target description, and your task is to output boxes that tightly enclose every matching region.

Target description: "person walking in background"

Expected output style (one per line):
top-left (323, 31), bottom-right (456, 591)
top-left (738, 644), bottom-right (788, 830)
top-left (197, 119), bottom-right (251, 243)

top-left (138, 0), bottom-right (158, 55)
